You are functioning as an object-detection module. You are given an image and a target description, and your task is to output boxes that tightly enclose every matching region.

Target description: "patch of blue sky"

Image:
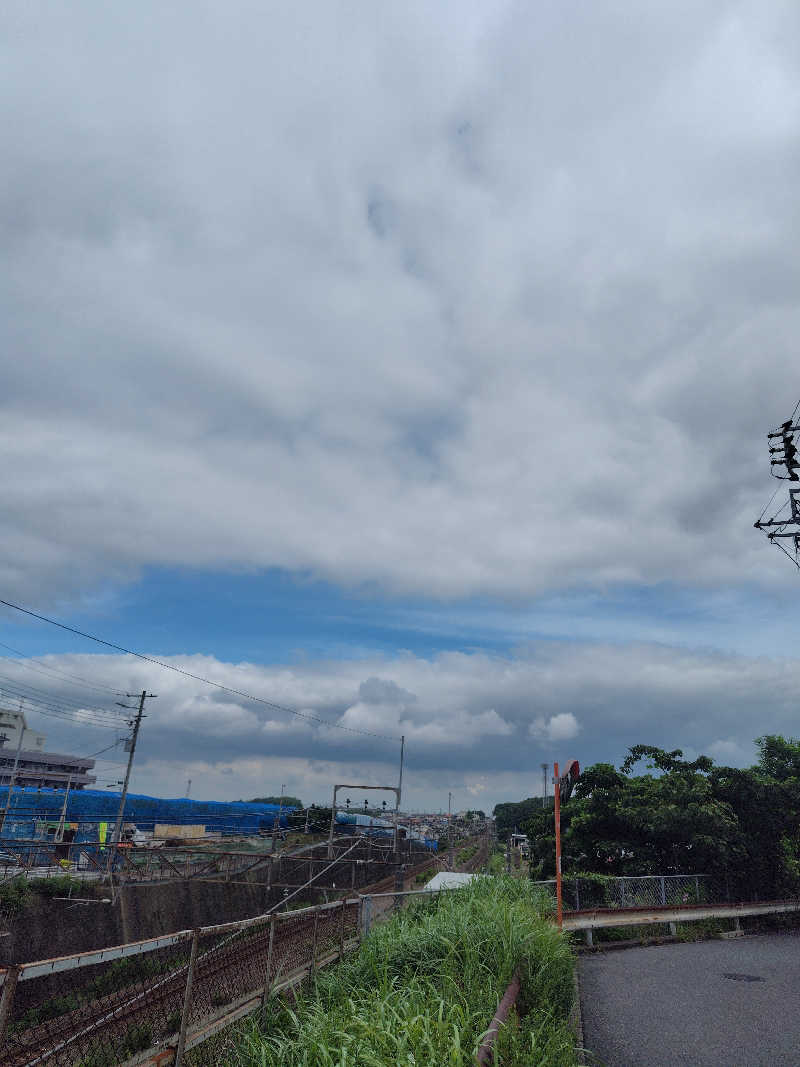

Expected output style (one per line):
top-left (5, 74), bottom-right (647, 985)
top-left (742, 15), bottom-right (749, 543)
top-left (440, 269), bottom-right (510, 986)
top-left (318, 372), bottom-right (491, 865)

top-left (0, 568), bottom-right (796, 665)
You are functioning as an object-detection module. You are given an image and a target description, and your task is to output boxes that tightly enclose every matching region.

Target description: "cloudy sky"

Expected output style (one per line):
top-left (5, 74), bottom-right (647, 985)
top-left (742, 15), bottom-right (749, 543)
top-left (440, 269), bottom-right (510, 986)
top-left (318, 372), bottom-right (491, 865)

top-left (2, 1), bottom-right (800, 812)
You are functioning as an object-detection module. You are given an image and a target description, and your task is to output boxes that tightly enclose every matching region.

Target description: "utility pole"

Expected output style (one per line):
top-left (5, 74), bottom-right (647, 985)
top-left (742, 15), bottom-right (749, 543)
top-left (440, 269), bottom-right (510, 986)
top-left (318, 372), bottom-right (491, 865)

top-left (107, 691), bottom-right (155, 880)
top-left (56, 775), bottom-right (73, 843)
top-left (447, 791), bottom-right (453, 868)
top-left (394, 734), bottom-right (404, 857)
top-left (0, 724), bottom-right (26, 833)
top-left (553, 761), bottom-right (563, 929)
top-left (755, 407), bottom-right (800, 565)
top-left (272, 783), bottom-right (286, 853)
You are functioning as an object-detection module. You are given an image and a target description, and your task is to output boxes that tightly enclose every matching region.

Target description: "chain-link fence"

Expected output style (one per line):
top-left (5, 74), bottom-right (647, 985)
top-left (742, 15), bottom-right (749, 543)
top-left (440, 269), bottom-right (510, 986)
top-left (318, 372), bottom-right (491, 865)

top-left (532, 873), bottom-right (709, 911)
top-left (0, 898), bottom-right (361, 1066)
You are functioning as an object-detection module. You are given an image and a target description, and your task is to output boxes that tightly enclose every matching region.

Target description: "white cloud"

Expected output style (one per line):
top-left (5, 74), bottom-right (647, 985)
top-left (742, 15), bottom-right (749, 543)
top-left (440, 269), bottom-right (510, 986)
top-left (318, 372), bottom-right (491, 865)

top-left (0, 2), bottom-right (799, 605)
top-left (530, 712), bottom-right (580, 743)
top-left (4, 639), bottom-right (795, 809)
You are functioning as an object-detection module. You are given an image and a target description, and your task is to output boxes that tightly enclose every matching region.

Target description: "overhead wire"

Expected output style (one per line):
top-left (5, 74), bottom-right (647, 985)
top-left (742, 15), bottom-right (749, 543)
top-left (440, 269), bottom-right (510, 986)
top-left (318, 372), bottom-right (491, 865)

top-left (87, 741), bottom-right (124, 759)
top-left (0, 640), bottom-right (125, 695)
top-left (757, 484), bottom-right (782, 524)
top-left (0, 680), bottom-right (125, 726)
top-left (0, 670), bottom-right (127, 722)
top-left (772, 538), bottom-right (800, 570)
top-left (0, 597), bottom-right (402, 741)
top-left (0, 681), bottom-right (125, 730)
top-left (0, 662), bottom-right (127, 710)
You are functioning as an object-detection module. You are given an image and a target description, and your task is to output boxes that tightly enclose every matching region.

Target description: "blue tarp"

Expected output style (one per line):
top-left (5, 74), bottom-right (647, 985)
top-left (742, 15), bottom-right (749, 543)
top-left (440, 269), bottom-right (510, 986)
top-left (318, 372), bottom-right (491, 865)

top-left (0, 787), bottom-right (295, 840)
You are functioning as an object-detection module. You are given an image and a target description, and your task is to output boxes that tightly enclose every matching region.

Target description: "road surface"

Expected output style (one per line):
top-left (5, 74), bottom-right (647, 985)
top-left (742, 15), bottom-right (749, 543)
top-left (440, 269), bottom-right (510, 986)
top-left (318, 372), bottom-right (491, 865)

top-left (579, 932), bottom-right (800, 1066)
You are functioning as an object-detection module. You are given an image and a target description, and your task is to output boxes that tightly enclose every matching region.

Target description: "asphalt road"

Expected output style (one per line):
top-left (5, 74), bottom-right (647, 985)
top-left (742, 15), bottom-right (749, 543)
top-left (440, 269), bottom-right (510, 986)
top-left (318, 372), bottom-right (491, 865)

top-left (579, 933), bottom-right (800, 1066)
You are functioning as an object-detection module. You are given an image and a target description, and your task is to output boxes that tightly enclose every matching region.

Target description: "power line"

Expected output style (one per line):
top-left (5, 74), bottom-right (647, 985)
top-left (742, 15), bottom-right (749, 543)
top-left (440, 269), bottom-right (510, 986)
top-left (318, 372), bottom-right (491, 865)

top-left (0, 640), bottom-right (124, 695)
top-left (0, 678), bottom-right (124, 726)
top-left (0, 670), bottom-right (126, 721)
top-left (0, 679), bottom-right (125, 730)
top-left (0, 597), bottom-right (401, 741)
top-left (87, 741), bottom-right (124, 759)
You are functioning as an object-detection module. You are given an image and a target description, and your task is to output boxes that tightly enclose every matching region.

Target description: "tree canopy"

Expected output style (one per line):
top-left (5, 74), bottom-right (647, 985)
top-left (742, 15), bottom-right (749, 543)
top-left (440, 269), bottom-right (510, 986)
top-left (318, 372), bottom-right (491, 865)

top-left (493, 797), bottom-right (547, 841)
top-left (519, 736), bottom-right (800, 899)
top-left (248, 795), bottom-right (303, 808)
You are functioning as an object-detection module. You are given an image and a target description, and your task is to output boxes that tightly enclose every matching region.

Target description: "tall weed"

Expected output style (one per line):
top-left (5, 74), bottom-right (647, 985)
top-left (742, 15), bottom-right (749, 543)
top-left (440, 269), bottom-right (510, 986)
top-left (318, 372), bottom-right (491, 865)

top-left (229, 876), bottom-right (576, 1066)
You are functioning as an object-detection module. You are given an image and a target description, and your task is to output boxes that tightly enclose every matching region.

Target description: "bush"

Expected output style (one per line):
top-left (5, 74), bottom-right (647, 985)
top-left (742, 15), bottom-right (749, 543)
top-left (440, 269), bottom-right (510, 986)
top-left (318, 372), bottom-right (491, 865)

top-left (228, 877), bottom-right (577, 1066)
top-left (0, 877), bottom-right (32, 914)
top-left (31, 874), bottom-right (85, 899)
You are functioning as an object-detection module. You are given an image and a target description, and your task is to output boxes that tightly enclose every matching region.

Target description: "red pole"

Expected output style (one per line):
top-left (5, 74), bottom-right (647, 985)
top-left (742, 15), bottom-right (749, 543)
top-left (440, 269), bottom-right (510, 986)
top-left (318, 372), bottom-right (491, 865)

top-left (554, 760), bottom-right (562, 930)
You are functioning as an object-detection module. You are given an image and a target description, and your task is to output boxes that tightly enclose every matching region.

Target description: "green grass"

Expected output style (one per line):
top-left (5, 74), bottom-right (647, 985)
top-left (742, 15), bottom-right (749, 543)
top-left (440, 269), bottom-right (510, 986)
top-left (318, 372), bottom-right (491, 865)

top-left (488, 850), bottom-right (505, 875)
top-left (227, 876), bottom-right (577, 1066)
top-left (455, 844), bottom-right (479, 866)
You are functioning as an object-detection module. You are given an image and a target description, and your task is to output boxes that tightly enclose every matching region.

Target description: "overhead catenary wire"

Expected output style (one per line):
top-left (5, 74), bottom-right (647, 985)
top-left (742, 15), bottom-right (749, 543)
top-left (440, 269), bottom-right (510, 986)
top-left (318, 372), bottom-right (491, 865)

top-left (0, 597), bottom-right (401, 741)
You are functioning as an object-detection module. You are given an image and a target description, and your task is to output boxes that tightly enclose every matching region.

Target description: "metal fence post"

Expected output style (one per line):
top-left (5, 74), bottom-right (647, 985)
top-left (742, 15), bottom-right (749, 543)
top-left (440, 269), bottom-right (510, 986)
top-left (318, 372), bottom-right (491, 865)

top-left (694, 875), bottom-right (700, 902)
top-left (310, 908), bottom-right (320, 976)
top-left (174, 928), bottom-right (199, 1067)
top-left (339, 899), bottom-right (346, 958)
top-left (362, 895), bottom-right (372, 938)
top-left (574, 878), bottom-right (580, 912)
top-left (394, 865), bottom-right (404, 913)
top-left (620, 877), bottom-right (626, 908)
top-left (662, 876), bottom-right (676, 935)
top-left (261, 914), bottom-right (277, 1007)
top-left (0, 966), bottom-right (20, 1051)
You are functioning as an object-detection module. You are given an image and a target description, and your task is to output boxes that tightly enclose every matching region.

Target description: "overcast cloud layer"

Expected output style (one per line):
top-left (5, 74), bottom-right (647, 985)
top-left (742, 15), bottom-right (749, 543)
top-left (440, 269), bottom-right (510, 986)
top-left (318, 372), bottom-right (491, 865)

top-left (3, 1), bottom-right (800, 603)
top-left (2, 3), bottom-right (800, 809)
top-left (0, 643), bottom-right (794, 810)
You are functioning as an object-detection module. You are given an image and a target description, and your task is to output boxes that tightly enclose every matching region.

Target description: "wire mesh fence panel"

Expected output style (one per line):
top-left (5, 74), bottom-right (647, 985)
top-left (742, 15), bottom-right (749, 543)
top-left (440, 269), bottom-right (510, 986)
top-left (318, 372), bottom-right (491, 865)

top-left (0, 898), bottom-right (366, 1067)
top-left (312, 907), bottom-right (341, 966)
top-left (2, 933), bottom-right (194, 1066)
top-left (186, 919), bottom-right (272, 1031)
top-left (269, 909), bottom-right (317, 990)
top-left (532, 874), bottom-right (710, 912)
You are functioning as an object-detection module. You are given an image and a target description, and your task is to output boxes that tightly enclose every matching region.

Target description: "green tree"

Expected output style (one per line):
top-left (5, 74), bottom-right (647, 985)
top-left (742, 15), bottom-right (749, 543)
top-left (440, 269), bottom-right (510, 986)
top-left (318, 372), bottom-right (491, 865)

top-left (493, 797), bottom-right (545, 841)
top-left (248, 795), bottom-right (303, 808)
top-left (525, 746), bottom-right (742, 880)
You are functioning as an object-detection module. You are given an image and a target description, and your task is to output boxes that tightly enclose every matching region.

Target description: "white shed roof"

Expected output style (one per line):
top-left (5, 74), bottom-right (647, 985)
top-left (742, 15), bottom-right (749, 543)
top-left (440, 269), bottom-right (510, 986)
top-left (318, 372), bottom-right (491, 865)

top-left (424, 871), bottom-right (479, 891)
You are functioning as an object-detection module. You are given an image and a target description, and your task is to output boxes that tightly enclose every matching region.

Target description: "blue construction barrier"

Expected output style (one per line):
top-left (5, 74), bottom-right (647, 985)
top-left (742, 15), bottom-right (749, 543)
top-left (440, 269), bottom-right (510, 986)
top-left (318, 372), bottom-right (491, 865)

top-left (0, 787), bottom-right (295, 841)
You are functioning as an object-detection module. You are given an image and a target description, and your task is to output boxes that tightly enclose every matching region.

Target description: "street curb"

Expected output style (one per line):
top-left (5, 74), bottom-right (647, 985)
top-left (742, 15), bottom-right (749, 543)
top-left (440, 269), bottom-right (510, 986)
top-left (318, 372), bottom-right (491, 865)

top-left (570, 954), bottom-right (586, 1064)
